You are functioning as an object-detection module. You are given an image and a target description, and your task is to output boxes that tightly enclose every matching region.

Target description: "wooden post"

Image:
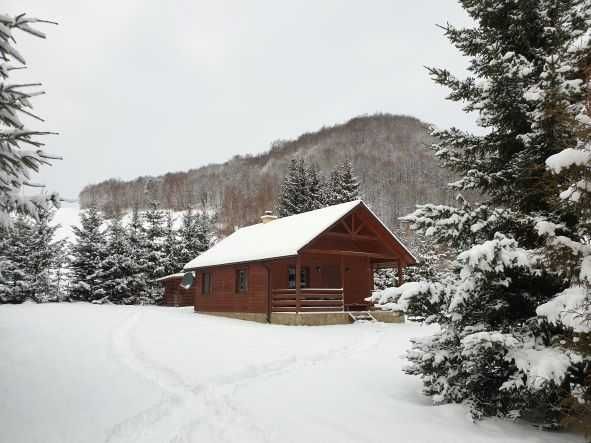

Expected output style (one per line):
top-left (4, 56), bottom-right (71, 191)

top-left (295, 255), bottom-right (301, 313)
top-left (340, 255), bottom-right (345, 310)
top-left (397, 262), bottom-right (404, 287)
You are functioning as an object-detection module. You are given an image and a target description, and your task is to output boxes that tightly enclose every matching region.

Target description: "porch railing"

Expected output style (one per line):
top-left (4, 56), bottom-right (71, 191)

top-left (271, 288), bottom-right (344, 313)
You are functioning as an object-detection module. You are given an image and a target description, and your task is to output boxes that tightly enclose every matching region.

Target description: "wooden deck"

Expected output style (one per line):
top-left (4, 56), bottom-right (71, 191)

top-left (271, 288), bottom-right (344, 313)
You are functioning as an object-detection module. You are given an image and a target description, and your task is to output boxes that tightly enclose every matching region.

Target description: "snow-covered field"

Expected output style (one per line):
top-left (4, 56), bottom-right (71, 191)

top-left (0, 304), bottom-right (583, 443)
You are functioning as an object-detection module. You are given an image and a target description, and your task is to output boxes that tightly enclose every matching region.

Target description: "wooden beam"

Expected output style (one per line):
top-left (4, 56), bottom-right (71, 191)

top-left (340, 219), bottom-right (352, 234)
top-left (397, 262), bottom-right (404, 287)
top-left (352, 214), bottom-right (365, 235)
top-left (324, 231), bottom-right (378, 241)
top-left (303, 249), bottom-right (399, 260)
top-left (295, 254), bottom-right (301, 313)
top-left (340, 255), bottom-right (345, 307)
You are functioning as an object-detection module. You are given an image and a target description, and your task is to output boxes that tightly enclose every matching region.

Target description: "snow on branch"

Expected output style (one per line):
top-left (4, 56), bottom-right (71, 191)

top-left (0, 13), bottom-right (59, 225)
top-left (461, 331), bottom-right (580, 392)
top-left (546, 148), bottom-right (591, 173)
top-left (537, 286), bottom-right (591, 333)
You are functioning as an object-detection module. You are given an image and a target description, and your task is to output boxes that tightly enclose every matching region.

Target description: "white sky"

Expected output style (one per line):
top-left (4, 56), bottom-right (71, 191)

top-left (5, 1), bottom-right (476, 201)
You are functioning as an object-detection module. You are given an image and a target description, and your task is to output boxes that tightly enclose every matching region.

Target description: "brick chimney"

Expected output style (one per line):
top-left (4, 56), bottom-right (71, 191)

top-left (260, 210), bottom-right (277, 224)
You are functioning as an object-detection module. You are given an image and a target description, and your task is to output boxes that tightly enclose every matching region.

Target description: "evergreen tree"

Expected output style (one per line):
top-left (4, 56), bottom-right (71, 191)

top-left (372, 0), bottom-right (591, 428)
top-left (27, 210), bottom-right (66, 302)
top-left (537, 57), bottom-right (591, 432)
top-left (325, 159), bottom-right (360, 205)
top-left (278, 158), bottom-right (330, 216)
top-left (0, 14), bottom-right (59, 226)
top-left (95, 216), bottom-right (136, 304)
top-left (373, 268), bottom-right (395, 291)
top-left (324, 168), bottom-right (342, 207)
top-left (0, 210), bottom-right (65, 303)
top-left (69, 206), bottom-right (107, 301)
top-left (304, 163), bottom-right (325, 210)
top-left (143, 201), bottom-right (166, 302)
top-left (0, 216), bottom-right (30, 302)
top-left (337, 159), bottom-right (360, 203)
top-left (161, 211), bottom-right (181, 276)
top-left (125, 207), bottom-right (151, 303)
top-left (278, 158), bottom-right (309, 216)
top-left (177, 209), bottom-right (213, 267)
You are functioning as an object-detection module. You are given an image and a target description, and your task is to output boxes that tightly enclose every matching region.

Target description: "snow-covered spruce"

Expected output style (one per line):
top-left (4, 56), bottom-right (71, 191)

top-left (0, 14), bottom-right (60, 226)
top-left (277, 157), bottom-right (360, 216)
top-left (65, 205), bottom-right (215, 305)
top-left (324, 159), bottom-right (360, 206)
top-left (0, 209), bottom-right (66, 302)
top-left (372, 0), bottom-right (591, 430)
top-left (69, 206), bottom-right (108, 302)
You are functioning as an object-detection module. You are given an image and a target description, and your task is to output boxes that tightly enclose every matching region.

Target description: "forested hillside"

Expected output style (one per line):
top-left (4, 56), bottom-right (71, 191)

top-left (79, 114), bottom-right (457, 232)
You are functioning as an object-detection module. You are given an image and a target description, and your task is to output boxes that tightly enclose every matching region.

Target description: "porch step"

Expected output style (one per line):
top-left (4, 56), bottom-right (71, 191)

top-left (348, 311), bottom-right (377, 323)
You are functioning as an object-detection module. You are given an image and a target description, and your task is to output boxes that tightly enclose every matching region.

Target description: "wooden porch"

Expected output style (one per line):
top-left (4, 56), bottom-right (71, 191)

top-left (271, 288), bottom-right (345, 313)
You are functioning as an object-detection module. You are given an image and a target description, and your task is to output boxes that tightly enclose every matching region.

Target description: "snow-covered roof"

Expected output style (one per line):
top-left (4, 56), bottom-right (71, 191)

top-left (184, 200), bottom-right (415, 270)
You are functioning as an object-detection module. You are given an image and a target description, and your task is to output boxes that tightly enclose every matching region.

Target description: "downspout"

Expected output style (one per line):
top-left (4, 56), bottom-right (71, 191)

top-left (262, 262), bottom-right (272, 323)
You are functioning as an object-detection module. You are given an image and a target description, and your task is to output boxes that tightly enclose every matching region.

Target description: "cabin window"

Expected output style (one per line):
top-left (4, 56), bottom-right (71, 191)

top-left (288, 266), bottom-right (310, 289)
top-left (236, 268), bottom-right (248, 293)
top-left (202, 272), bottom-right (211, 295)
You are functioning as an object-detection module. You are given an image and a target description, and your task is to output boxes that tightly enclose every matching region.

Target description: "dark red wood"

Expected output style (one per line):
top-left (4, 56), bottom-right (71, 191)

top-left (160, 277), bottom-right (194, 307)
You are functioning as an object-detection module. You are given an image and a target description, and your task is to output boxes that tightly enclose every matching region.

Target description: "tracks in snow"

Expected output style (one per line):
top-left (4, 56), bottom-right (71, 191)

top-left (106, 311), bottom-right (386, 443)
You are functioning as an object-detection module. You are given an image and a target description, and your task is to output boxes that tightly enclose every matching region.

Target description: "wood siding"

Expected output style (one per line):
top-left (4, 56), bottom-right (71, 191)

top-left (162, 278), bottom-right (194, 306)
top-left (193, 263), bottom-right (268, 313)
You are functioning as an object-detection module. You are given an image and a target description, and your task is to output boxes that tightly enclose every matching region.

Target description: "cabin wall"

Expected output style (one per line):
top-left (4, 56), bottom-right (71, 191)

top-left (162, 278), bottom-right (194, 306)
top-left (270, 254), bottom-right (372, 306)
top-left (193, 263), bottom-right (268, 314)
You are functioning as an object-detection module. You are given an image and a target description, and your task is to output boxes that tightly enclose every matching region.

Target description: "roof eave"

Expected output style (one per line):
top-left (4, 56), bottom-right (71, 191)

top-left (183, 254), bottom-right (298, 272)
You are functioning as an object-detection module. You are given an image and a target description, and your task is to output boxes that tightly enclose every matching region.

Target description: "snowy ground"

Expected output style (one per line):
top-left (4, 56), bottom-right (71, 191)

top-left (0, 304), bottom-right (583, 443)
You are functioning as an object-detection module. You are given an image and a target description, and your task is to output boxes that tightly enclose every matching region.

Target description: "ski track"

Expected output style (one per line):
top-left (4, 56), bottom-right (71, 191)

top-left (106, 311), bottom-right (387, 443)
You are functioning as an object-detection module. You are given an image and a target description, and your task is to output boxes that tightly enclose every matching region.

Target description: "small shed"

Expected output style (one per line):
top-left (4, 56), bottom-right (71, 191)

top-left (156, 273), bottom-right (194, 306)
top-left (181, 200), bottom-right (416, 324)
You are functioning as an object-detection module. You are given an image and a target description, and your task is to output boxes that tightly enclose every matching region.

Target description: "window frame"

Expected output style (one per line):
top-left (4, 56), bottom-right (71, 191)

top-left (235, 268), bottom-right (249, 294)
top-left (202, 271), bottom-right (211, 295)
top-left (288, 265), bottom-right (310, 289)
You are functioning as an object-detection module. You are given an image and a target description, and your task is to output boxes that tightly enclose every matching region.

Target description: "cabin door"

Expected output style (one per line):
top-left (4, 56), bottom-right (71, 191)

top-left (343, 256), bottom-right (371, 309)
top-left (321, 265), bottom-right (340, 288)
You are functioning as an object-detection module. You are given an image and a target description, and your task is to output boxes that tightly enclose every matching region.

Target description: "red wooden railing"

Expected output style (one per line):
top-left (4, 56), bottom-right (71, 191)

top-left (271, 288), bottom-right (344, 313)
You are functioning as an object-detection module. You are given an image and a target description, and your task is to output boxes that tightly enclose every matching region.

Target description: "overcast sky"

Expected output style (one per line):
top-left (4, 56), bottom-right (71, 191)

top-left (6, 1), bottom-right (476, 201)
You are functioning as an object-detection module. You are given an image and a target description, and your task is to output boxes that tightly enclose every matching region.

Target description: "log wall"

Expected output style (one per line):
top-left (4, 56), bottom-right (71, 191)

top-left (162, 278), bottom-right (194, 306)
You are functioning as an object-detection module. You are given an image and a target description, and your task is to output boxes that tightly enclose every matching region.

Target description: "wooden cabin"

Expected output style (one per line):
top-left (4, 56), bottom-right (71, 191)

top-left (179, 200), bottom-right (416, 324)
top-left (156, 273), bottom-right (194, 306)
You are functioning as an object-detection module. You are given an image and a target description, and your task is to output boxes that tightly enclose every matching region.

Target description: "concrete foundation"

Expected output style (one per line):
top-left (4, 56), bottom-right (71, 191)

top-left (369, 310), bottom-right (404, 323)
top-left (198, 311), bottom-right (268, 323)
top-left (198, 310), bottom-right (404, 325)
top-left (270, 312), bottom-right (352, 326)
